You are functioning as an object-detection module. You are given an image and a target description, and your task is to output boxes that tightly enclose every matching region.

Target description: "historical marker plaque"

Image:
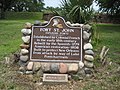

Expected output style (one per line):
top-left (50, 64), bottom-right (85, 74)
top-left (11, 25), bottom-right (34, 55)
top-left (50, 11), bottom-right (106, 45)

top-left (43, 74), bottom-right (68, 83)
top-left (30, 16), bottom-right (83, 62)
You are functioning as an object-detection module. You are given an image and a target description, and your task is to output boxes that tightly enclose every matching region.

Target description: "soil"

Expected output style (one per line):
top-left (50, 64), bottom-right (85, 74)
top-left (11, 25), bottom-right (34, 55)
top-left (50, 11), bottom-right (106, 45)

top-left (0, 54), bottom-right (119, 90)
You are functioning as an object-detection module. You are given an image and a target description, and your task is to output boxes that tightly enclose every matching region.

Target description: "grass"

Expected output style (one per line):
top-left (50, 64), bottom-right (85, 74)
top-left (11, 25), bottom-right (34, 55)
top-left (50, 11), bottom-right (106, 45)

top-left (85, 23), bottom-right (120, 90)
top-left (95, 24), bottom-right (120, 63)
top-left (0, 20), bottom-right (36, 90)
top-left (0, 20), bottom-right (35, 60)
top-left (0, 20), bottom-right (120, 90)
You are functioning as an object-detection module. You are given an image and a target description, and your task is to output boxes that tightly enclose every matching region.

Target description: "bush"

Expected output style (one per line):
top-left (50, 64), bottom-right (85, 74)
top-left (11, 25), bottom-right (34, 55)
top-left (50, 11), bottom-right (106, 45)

top-left (60, 0), bottom-right (94, 23)
top-left (5, 12), bottom-right (43, 20)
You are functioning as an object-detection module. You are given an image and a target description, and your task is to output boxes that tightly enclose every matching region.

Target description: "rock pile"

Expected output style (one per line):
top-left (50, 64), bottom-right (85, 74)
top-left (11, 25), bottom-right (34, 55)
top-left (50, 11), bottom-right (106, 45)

top-left (19, 22), bottom-right (32, 73)
top-left (83, 24), bottom-right (94, 75)
top-left (18, 21), bottom-right (94, 79)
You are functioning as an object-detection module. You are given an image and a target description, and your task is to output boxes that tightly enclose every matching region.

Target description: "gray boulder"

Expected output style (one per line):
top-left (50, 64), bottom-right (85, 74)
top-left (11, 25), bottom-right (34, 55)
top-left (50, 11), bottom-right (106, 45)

top-left (85, 50), bottom-right (94, 55)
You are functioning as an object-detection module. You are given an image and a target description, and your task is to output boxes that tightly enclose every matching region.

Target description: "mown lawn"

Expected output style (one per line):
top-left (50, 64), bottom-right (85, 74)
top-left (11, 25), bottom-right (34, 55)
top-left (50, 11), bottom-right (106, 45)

top-left (0, 20), bottom-right (120, 90)
top-left (0, 20), bottom-right (35, 60)
top-left (95, 24), bottom-right (120, 63)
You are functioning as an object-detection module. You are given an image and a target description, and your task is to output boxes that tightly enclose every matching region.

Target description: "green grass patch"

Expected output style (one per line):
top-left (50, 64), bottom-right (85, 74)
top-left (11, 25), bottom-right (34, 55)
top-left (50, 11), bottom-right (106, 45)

top-left (0, 20), bottom-right (35, 60)
top-left (94, 24), bottom-right (120, 63)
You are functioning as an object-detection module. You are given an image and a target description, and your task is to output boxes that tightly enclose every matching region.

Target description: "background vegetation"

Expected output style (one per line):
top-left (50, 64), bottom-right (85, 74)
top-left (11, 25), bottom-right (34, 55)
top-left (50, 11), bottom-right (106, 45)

top-left (60, 0), bottom-right (94, 23)
top-left (5, 12), bottom-right (43, 20)
top-left (0, 0), bottom-right (44, 18)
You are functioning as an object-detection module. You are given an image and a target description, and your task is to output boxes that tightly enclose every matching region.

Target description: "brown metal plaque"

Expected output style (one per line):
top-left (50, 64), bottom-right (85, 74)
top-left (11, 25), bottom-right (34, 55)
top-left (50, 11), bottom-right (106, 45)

top-left (30, 16), bottom-right (83, 62)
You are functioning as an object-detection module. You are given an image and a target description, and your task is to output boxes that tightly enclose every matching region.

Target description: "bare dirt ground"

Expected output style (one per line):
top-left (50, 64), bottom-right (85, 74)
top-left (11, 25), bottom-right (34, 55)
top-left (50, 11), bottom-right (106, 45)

top-left (0, 54), bottom-right (120, 90)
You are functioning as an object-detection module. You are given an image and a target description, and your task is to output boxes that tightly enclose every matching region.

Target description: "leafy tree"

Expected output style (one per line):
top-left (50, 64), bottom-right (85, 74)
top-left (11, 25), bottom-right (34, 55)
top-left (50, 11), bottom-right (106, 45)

top-left (0, 0), bottom-right (44, 19)
top-left (96, 0), bottom-right (120, 15)
top-left (11, 0), bottom-right (44, 12)
top-left (44, 6), bottom-right (62, 14)
top-left (0, 0), bottom-right (15, 19)
top-left (0, 0), bottom-right (14, 11)
top-left (60, 0), bottom-right (94, 23)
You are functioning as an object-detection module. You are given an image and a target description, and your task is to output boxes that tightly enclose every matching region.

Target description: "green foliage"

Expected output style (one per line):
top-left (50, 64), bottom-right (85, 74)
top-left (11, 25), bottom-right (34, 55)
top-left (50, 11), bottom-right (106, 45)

top-left (60, 0), bottom-right (94, 23)
top-left (5, 12), bottom-right (43, 20)
top-left (91, 23), bottom-right (101, 47)
top-left (11, 0), bottom-right (45, 12)
top-left (0, 0), bottom-right (44, 12)
top-left (0, 0), bottom-right (15, 19)
top-left (0, 0), bottom-right (15, 11)
top-left (0, 0), bottom-right (44, 19)
top-left (96, 0), bottom-right (120, 15)
top-left (44, 7), bottom-right (62, 14)
top-left (95, 24), bottom-right (120, 63)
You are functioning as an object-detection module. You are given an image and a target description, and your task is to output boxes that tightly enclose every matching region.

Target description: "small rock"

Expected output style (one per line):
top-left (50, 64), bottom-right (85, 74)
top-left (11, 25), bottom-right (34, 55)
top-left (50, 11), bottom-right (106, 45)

top-left (27, 62), bottom-right (34, 70)
top-left (36, 82), bottom-right (43, 86)
top-left (42, 21), bottom-right (48, 25)
top-left (89, 39), bottom-right (92, 43)
top-left (36, 69), bottom-right (43, 77)
top-left (59, 63), bottom-right (68, 74)
top-left (22, 36), bottom-right (30, 43)
top-left (109, 62), bottom-right (112, 65)
top-left (71, 23), bottom-right (83, 27)
top-left (86, 74), bottom-right (93, 77)
top-left (84, 68), bottom-right (93, 74)
top-left (50, 63), bottom-right (59, 73)
top-left (66, 21), bottom-right (71, 26)
top-left (24, 22), bottom-right (32, 29)
top-left (21, 49), bottom-right (29, 55)
top-left (25, 71), bottom-right (33, 74)
top-left (41, 63), bottom-right (51, 72)
top-left (19, 66), bottom-right (25, 72)
top-left (33, 62), bottom-right (41, 72)
top-left (84, 43), bottom-right (93, 50)
top-left (83, 31), bottom-right (90, 40)
top-left (20, 55), bottom-right (28, 62)
top-left (80, 24), bottom-right (84, 27)
top-left (79, 61), bottom-right (84, 69)
top-left (18, 60), bottom-right (28, 66)
top-left (84, 60), bottom-right (94, 68)
top-left (77, 69), bottom-right (86, 77)
top-left (85, 50), bottom-right (94, 55)
top-left (17, 71), bottom-right (24, 74)
top-left (21, 29), bottom-right (31, 35)
top-left (67, 63), bottom-right (78, 73)
top-left (34, 20), bottom-right (41, 26)
top-left (20, 44), bottom-right (29, 49)
top-left (84, 55), bottom-right (94, 61)
top-left (71, 23), bottom-right (81, 27)
top-left (68, 75), bottom-right (72, 80)
top-left (83, 24), bottom-right (91, 31)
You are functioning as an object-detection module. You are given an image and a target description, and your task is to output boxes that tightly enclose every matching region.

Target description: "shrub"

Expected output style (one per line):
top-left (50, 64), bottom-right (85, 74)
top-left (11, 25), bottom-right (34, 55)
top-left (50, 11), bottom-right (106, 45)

top-left (60, 0), bottom-right (94, 23)
top-left (5, 12), bottom-right (43, 20)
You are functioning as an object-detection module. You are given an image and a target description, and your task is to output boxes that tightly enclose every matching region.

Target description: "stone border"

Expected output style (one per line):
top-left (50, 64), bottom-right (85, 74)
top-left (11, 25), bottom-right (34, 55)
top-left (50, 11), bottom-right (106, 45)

top-left (18, 19), bottom-right (94, 78)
